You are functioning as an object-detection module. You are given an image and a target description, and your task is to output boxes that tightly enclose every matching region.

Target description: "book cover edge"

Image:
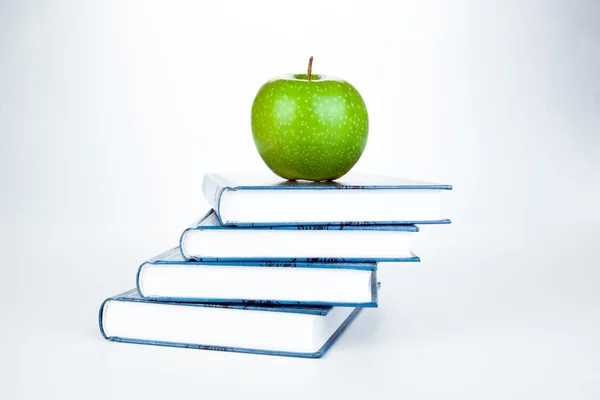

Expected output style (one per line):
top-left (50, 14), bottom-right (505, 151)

top-left (190, 210), bottom-right (422, 231)
top-left (142, 296), bottom-right (377, 308)
top-left (182, 255), bottom-right (420, 263)
top-left (103, 291), bottom-right (333, 316)
top-left (223, 219), bottom-right (451, 227)
top-left (152, 250), bottom-right (379, 269)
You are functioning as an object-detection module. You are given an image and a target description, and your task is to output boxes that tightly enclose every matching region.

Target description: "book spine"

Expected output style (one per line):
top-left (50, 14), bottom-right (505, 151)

top-left (136, 262), bottom-right (148, 298)
top-left (179, 228), bottom-right (192, 260)
top-left (98, 298), bottom-right (110, 339)
top-left (202, 175), bottom-right (228, 218)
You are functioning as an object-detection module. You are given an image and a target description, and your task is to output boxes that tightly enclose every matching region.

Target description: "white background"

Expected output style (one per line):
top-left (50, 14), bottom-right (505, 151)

top-left (1, 1), bottom-right (599, 399)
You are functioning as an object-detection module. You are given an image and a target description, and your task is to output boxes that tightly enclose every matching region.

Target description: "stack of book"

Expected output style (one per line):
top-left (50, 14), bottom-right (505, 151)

top-left (99, 173), bottom-right (452, 358)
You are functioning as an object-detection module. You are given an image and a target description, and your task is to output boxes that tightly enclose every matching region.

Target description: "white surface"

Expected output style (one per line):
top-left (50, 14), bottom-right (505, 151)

top-left (220, 189), bottom-right (442, 223)
top-left (1, 0), bottom-right (599, 399)
top-left (182, 228), bottom-right (413, 258)
top-left (103, 298), bottom-right (353, 353)
top-left (140, 263), bottom-right (374, 303)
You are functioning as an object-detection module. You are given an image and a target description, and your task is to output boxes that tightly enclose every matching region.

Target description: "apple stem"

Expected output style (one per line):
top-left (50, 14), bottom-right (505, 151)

top-left (307, 56), bottom-right (313, 81)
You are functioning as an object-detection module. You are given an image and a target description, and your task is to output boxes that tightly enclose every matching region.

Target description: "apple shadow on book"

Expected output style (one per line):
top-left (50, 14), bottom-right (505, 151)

top-left (270, 178), bottom-right (379, 191)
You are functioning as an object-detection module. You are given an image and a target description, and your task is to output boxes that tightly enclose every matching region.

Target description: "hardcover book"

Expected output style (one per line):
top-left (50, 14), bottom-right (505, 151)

top-left (180, 210), bottom-right (421, 262)
top-left (99, 289), bottom-right (363, 358)
top-left (138, 247), bottom-right (380, 307)
top-left (202, 172), bottom-right (452, 226)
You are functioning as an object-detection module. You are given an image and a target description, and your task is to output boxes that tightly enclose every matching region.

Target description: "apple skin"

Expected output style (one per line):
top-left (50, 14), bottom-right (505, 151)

top-left (251, 73), bottom-right (368, 181)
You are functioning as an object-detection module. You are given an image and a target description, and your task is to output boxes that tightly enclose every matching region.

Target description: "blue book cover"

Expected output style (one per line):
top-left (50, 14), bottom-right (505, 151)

top-left (179, 210), bottom-right (421, 263)
top-left (99, 289), bottom-right (365, 359)
top-left (202, 172), bottom-right (452, 226)
top-left (137, 247), bottom-right (381, 307)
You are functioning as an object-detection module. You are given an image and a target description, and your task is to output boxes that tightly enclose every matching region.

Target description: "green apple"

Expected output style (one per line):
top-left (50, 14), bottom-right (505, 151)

top-left (251, 57), bottom-right (368, 181)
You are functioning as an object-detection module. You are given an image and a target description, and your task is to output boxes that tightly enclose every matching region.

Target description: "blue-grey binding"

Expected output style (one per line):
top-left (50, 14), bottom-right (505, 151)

top-left (144, 247), bottom-right (379, 269)
top-left (181, 253), bottom-right (420, 263)
top-left (226, 219), bottom-right (451, 227)
top-left (142, 296), bottom-right (377, 308)
top-left (220, 182), bottom-right (452, 191)
top-left (194, 209), bottom-right (422, 231)
top-left (135, 262), bottom-right (146, 300)
top-left (98, 298), bottom-right (110, 340)
top-left (105, 289), bottom-right (334, 315)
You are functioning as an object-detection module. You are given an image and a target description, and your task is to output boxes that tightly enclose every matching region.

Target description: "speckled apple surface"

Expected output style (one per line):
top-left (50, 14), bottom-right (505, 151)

top-left (251, 74), bottom-right (368, 181)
